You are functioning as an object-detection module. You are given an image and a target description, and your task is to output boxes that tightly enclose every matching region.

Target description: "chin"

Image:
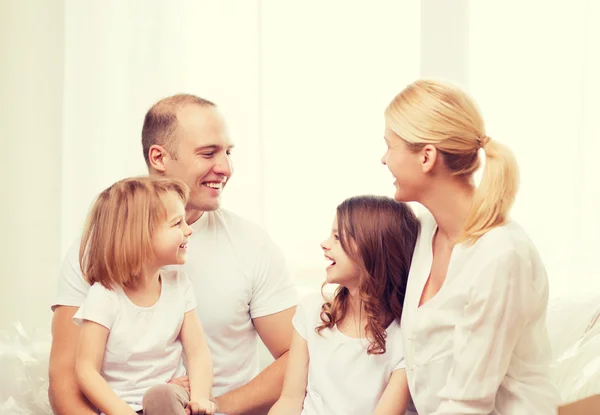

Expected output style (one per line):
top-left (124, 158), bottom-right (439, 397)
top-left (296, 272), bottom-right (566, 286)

top-left (393, 189), bottom-right (413, 203)
top-left (325, 273), bottom-right (346, 285)
top-left (197, 198), bottom-right (222, 212)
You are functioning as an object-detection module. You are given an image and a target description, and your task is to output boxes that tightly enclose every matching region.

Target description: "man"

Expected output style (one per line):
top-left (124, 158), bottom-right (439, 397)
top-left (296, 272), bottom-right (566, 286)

top-left (48, 94), bottom-right (298, 415)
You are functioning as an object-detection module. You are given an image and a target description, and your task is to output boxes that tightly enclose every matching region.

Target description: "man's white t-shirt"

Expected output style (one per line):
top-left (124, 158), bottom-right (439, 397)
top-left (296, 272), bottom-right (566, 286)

top-left (293, 293), bottom-right (405, 415)
top-left (53, 209), bottom-right (298, 396)
top-left (73, 270), bottom-right (195, 412)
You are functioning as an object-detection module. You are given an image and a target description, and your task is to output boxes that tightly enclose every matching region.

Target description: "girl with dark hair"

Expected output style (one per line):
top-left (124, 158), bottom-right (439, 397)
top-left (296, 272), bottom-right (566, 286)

top-left (269, 195), bottom-right (419, 415)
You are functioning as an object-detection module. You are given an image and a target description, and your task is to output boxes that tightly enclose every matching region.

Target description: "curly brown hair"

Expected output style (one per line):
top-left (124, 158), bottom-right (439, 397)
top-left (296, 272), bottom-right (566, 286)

top-left (316, 196), bottom-right (419, 354)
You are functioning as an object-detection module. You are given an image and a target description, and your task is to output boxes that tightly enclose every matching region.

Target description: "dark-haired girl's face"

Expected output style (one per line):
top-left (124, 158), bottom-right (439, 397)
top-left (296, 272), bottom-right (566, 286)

top-left (320, 215), bottom-right (360, 289)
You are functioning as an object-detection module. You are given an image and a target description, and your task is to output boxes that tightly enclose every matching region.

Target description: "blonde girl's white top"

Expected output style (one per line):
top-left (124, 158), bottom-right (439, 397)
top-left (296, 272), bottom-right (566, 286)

top-left (73, 270), bottom-right (196, 412)
top-left (401, 212), bottom-right (560, 415)
top-left (293, 293), bottom-right (405, 415)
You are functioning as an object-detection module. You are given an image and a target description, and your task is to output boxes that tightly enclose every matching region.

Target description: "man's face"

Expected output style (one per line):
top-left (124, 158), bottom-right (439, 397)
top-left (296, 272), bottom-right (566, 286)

top-left (163, 105), bottom-right (234, 214)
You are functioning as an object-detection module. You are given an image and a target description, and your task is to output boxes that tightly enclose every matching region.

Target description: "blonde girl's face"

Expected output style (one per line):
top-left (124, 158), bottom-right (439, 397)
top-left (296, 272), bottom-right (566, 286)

top-left (152, 191), bottom-right (193, 267)
top-left (320, 215), bottom-right (360, 289)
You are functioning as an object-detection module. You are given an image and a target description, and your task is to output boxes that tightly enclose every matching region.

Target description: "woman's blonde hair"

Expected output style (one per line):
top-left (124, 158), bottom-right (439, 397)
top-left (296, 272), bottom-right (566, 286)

top-left (79, 176), bottom-right (189, 289)
top-left (385, 79), bottom-right (519, 244)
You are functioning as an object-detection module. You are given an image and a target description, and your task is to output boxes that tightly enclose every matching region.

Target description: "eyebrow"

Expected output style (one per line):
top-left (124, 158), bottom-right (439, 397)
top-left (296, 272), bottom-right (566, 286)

top-left (168, 213), bottom-right (183, 223)
top-left (194, 144), bottom-right (235, 153)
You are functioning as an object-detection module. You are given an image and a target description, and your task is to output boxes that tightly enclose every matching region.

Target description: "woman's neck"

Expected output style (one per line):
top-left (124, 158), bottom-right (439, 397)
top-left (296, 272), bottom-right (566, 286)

top-left (420, 176), bottom-right (475, 243)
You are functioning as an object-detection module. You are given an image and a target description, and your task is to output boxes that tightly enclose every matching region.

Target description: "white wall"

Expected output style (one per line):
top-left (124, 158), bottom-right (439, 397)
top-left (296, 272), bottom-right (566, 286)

top-left (0, 0), bottom-right (65, 330)
top-left (260, 0), bottom-right (421, 285)
top-left (469, 0), bottom-right (600, 297)
top-left (2, 1), bottom-right (599, 333)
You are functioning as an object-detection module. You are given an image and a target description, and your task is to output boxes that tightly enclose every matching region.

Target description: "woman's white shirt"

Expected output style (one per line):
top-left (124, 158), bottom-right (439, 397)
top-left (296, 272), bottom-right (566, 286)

top-left (401, 212), bottom-right (559, 415)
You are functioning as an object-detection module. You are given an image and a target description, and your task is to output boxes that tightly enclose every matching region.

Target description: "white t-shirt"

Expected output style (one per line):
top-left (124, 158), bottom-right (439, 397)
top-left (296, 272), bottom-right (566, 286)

top-left (72, 270), bottom-right (195, 412)
top-left (401, 211), bottom-right (560, 415)
top-left (53, 209), bottom-right (298, 396)
top-left (293, 293), bottom-right (405, 415)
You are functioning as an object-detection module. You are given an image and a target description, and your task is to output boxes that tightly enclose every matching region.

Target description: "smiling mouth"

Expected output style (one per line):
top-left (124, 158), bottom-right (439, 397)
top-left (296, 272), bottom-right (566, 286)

top-left (203, 182), bottom-right (223, 190)
top-left (325, 255), bottom-right (336, 267)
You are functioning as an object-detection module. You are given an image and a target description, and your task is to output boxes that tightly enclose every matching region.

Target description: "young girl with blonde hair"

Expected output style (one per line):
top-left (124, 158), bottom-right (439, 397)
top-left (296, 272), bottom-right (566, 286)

top-left (269, 195), bottom-right (419, 415)
top-left (74, 176), bottom-right (216, 415)
top-left (382, 79), bottom-right (559, 414)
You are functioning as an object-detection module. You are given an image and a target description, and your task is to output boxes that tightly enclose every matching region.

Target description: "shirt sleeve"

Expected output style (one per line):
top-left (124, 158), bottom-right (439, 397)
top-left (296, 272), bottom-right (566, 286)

top-left (291, 299), bottom-right (308, 339)
top-left (249, 235), bottom-right (298, 318)
top-left (432, 250), bottom-right (539, 415)
top-left (51, 237), bottom-right (90, 311)
top-left (179, 271), bottom-right (197, 313)
top-left (73, 282), bottom-right (118, 330)
top-left (391, 325), bottom-right (406, 371)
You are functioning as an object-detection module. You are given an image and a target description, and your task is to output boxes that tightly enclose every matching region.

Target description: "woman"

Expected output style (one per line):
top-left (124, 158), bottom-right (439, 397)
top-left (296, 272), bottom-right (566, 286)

top-left (382, 79), bottom-right (559, 414)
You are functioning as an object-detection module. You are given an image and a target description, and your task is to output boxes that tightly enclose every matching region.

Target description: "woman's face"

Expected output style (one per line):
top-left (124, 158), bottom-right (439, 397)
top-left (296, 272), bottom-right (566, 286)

top-left (381, 124), bottom-right (426, 203)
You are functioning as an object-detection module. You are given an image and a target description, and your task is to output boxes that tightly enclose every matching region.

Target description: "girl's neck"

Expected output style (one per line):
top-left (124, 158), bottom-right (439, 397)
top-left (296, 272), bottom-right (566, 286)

top-left (123, 265), bottom-right (162, 307)
top-left (337, 286), bottom-right (368, 339)
top-left (346, 286), bottom-right (362, 316)
top-left (125, 264), bottom-right (161, 293)
top-left (420, 176), bottom-right (474, 243)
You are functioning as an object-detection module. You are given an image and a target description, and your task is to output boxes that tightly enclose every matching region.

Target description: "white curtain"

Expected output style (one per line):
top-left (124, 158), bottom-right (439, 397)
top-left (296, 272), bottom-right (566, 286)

top-left (60, 0), bottom-right (422, 290)
top-left (3, 0), bottom-right (599, 331)
top-left (469, 0), bottom-right (600, 297)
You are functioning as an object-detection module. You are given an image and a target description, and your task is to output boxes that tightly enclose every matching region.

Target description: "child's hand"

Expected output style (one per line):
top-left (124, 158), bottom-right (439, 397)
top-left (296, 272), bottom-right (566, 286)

top-left (185, 398), bottom-right (217, 415)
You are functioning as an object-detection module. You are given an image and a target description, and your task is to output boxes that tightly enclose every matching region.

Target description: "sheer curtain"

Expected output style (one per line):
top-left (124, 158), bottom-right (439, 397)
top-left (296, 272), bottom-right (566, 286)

top-left (259, 1), bottom-right (420, 286)
top-left (61, 1), bottom-right (422, 289)
top-left (4, 0), bottom-right (598, 331)
top-left (469, 0), bottom-right (600, 296)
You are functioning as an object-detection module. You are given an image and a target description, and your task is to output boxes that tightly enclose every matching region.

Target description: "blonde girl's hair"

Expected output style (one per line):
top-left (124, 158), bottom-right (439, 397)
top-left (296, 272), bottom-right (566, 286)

top-left (79, 176), bottom-right (189, 289)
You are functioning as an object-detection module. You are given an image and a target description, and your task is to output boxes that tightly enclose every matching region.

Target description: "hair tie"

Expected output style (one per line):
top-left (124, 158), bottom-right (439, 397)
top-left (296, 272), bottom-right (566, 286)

top-left (477, 135), bottom-right (490, 149)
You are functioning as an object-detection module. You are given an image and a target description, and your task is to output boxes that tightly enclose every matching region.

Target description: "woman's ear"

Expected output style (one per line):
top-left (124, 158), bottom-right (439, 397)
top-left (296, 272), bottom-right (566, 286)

top-left (421, 144), bottom-right (438, 174)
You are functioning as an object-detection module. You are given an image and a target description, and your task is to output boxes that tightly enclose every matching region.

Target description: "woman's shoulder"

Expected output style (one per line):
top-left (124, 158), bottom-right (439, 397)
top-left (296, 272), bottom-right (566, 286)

top-left (472, 220), bottom-right (540, 261)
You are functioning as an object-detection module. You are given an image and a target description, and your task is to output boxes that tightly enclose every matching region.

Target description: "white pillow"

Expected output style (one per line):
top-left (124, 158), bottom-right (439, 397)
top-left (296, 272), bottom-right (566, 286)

top-left (553, 318), bottom-right (600, 403)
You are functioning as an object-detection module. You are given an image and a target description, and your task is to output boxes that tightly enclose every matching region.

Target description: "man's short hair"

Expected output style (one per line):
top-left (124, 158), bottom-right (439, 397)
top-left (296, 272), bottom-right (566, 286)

top-left (142, 94), bottom-right (216, 167)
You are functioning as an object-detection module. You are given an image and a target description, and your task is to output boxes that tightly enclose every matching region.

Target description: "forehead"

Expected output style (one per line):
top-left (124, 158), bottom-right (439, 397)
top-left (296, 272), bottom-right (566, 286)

top-left (176, 104), bottom-right (234, 148)
top-left (384, 125), bottom-right (402, 142)
top-left (162, 191), bottom-right (185, 216)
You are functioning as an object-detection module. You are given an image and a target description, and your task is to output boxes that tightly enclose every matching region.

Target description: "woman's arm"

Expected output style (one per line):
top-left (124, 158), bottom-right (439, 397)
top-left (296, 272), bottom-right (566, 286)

top-left (179, 310), bottom-right (215, 411)
top-left (76, 320), bottom-right (137, 415)
top-left (373, 369), bottom-right (410, 415)
top-left (267, 329), bottom-right (309, 415)
top-left (432, 251), bottom-right (536, 415)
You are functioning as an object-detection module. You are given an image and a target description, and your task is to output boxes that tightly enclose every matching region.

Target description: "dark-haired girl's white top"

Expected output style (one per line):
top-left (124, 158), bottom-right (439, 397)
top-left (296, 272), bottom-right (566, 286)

top-left (401, 212), bottom-right (560, 414)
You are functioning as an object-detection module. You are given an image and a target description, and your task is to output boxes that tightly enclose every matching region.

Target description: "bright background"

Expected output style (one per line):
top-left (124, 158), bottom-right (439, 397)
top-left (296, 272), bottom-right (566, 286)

top-left (1, 0), bottom-right (599, 331)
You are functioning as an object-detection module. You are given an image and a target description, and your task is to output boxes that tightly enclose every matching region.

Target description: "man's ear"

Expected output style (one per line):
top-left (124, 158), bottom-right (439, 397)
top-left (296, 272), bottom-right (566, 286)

top-left (148, 145), bottom-right (169, 173)
top-left (421, 144), bottom-right (438, 174)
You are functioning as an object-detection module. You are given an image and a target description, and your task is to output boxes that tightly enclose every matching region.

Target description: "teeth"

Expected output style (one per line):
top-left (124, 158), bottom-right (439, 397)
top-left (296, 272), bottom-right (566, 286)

top-left (204, 182), bottom-right (222, 189)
